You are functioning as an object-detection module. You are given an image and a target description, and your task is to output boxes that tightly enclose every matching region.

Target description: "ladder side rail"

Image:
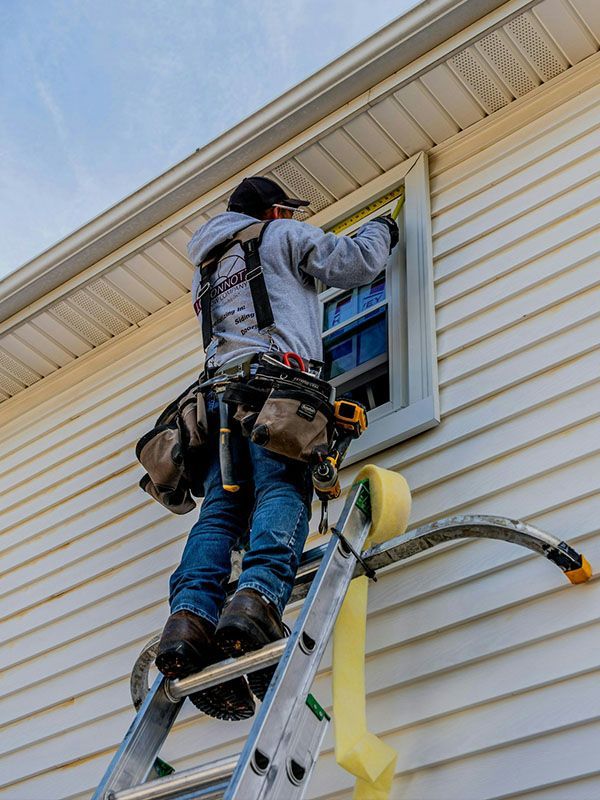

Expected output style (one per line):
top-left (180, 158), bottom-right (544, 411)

top-left (225, 482), bottom-right (371, 800)
top-left (93, 676), bottom-right (184, 800)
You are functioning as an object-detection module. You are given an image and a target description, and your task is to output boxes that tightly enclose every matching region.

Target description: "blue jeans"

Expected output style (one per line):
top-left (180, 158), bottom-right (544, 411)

top-left (169, 392), bottom-right (313, 627)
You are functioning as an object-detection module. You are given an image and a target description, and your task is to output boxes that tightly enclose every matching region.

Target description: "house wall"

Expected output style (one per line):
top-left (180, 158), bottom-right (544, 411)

top-left (0, 60), bottom-right (598, 800)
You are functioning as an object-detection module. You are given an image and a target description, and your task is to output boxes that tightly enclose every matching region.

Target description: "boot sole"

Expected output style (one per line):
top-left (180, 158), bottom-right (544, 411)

top-left (156, 639), bottom-right (255, 721)
top-left (189, 677), bottom-right (255, 721)
top-left (216, 617), bottom-right (276, 702)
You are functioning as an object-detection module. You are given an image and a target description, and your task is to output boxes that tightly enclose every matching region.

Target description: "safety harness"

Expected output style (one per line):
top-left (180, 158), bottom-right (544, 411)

top-left (198, 221), bottom-right (275, 351)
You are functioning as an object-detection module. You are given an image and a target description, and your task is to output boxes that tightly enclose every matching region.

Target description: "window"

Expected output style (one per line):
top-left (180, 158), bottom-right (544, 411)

top-left (312, 152), bottom-right (439, 464)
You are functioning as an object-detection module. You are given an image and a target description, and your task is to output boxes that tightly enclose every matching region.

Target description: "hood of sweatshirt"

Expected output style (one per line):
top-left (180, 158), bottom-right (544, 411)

top-left (187, 212), bottom-right (259, 266)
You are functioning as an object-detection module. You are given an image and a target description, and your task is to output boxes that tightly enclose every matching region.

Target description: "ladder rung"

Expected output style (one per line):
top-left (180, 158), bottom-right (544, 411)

top-left (169, 639), bottom-right (287, 701)
top-left (108, 755), bottom-right (238, 800)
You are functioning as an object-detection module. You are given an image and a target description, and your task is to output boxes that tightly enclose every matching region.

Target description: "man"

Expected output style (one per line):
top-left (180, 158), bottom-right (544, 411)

top-left (155, 176), bottom-right (397, 721)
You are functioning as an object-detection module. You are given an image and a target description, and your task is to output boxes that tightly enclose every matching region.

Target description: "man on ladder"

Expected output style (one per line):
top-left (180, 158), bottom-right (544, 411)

top-left (154, 176), bottom-right (398, 722)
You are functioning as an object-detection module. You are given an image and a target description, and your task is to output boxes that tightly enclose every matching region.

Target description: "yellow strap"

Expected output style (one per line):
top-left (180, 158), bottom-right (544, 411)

top-left (332, 465), bottom-right (411, 799)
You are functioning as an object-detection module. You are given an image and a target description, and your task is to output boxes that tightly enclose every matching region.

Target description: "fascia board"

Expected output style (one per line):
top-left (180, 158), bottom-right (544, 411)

top-left (0, 0), bottom-right (530, 324)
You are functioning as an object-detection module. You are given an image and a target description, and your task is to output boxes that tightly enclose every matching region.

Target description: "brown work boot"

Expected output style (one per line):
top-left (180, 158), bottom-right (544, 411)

top-left (156, 610), bottom-right (255, 721)
top-left (215, 588), bottom-right (288, 702)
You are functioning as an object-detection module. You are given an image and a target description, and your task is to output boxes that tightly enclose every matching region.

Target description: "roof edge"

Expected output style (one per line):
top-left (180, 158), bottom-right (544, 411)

top-left (0, 0), bottom-right (516, 323)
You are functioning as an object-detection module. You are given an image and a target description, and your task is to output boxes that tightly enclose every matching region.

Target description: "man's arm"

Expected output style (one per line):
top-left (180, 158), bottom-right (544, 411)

top-left (282, 218), bottom-right (394, 290)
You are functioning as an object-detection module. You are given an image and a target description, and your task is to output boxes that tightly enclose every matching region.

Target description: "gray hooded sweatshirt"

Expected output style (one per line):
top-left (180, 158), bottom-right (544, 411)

top-left (188, 211), bottom-right (391, 370)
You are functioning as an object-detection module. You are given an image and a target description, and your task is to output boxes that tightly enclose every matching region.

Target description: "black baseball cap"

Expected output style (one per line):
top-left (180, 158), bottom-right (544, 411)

top-left (227, 176), bottom-right (310, 218)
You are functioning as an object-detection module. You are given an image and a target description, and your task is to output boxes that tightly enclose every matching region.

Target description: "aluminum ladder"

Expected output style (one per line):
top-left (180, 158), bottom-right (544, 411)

top-left (92, 479), bottom-right (590, 800)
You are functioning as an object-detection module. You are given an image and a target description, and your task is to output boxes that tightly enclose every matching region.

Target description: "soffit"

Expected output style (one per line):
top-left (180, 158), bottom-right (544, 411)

top-left (0, 0), bottom-right (598, 403)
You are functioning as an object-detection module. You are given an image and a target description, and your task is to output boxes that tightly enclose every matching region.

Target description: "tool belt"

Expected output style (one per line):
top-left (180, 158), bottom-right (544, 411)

top-left (223, 356), bottom-right (335, 462)
top-left (136, 381), bottom-right (209, 515)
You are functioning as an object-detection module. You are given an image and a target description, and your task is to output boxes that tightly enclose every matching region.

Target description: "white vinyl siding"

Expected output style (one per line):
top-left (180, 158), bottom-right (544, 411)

top-left (1, 68), bottom-right (599, 800)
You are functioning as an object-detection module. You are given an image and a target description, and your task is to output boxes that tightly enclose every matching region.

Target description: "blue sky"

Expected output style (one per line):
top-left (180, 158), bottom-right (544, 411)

top-left (0, 0), bottom-right (419, 277)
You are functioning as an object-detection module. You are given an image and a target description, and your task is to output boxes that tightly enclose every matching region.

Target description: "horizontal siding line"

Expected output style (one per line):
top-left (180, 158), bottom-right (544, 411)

top-left (433, 180), bottom-right (600, 283)
top-left (404, 400), bottom-right (600, 496)
top-left (0, 396), bottom-right (172, 518)
top-left (440, 323), bottom-right (600, 417)
top-left (435, 230), bottom-right (598, 323)
top-left (295, 707), bottom-right (600, 797)
top-left (0, 484), bottom-right (146, 575)
top-left (0, 600), bottom-right (168, 698)
top-left (0, 501), bottom-right (166, 603)
top-left (0, 555), bottom-right (173, 658)
top-left (376, 348), bottom-right (599, 466)
top-left (408, 436), bottom-right (600, 527)
top-left (0, 714), bottom-right (248, 794)
top-left (0, 366), bottom-right (195, 493)
top-left (431, 117), bottom-right (600, 234)
top-left (489, 770), bottom-right (600, 800)
top-left (438, 307), bottom-right (600, 389)
top-left (430, 87), bottom-right (600, 210)
top-left (0, 338), bottom-right (200, 475)
top-left (433, 153), bottom-right (600, 261)
top-left (0, 635), bottom-right (150, 728)
top-left (410, 448), bottom-right (600, 529)
top-left (437, 259), bottom-right (600, 357)
top-left (431, 107), bottom-right (600, 229)
top-left (0, 452), bottom-right (139, 540)
top-left (0, 521), bottom-right (184, 623)
top-left (386, 712), bottom-right (600, 783)
top-left (433, 201), bottom-right (598, 299)
top-left (2, 427), bottom-right (149, 521)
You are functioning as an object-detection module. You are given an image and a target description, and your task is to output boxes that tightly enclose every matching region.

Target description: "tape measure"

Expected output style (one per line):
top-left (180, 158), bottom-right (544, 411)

top-left (331, 187), bottom-right (404, 234)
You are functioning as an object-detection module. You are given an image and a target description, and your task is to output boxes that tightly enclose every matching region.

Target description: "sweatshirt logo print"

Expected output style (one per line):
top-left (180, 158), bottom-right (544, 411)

top-left (212, 254), bottom-right (247, 298)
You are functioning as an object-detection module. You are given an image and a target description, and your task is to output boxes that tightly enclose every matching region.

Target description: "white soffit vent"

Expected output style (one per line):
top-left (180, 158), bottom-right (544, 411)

top-left (272, 160), bottom-right (333, 212)
top-left (1, 0), bottom-right (599, 404)
top-left (449, 47), bottom-right (513, 112)
top-left (476, 30), bottom-right (540, 96)
top-left (505, 11), bottom-right (569, 79)
top-left (87, 278), bottom-right (148, 325)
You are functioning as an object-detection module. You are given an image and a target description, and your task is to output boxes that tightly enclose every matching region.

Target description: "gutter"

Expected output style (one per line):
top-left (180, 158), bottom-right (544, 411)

top-left (0, 0), bottom-right (517, 323)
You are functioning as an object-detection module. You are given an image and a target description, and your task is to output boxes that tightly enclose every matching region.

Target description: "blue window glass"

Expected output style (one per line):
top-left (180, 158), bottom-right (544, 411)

top-left (324, 273), bottom-right (386, 330)
top-left (323, 306), bottom-right (387, 380)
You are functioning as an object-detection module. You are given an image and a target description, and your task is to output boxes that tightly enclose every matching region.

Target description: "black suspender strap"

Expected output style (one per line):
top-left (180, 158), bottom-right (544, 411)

top-left (198, 220), bottom-right (274, 351)
top-left (199, 271), bottom-right (213, 351)
top-left (241, 224), bottom-right (274, 334)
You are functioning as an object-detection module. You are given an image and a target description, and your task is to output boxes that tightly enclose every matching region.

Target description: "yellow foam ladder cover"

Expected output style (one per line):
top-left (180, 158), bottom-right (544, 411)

top-left (333, 465), bottom-right (412, 799)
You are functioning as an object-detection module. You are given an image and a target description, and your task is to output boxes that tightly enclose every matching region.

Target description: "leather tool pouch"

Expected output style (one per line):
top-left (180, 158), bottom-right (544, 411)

top-left (250, 388), bottom-right (333, 461)
top-left (136, 382), bottom-right (208, 514)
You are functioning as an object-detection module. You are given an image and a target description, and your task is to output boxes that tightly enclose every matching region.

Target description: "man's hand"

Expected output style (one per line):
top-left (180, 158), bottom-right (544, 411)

top-left (372, 215), bottom-right (399, 253)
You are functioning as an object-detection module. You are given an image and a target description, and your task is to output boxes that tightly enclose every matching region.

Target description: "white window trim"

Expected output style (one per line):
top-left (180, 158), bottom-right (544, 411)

top-left (309, 152), bottom-right (439, 465)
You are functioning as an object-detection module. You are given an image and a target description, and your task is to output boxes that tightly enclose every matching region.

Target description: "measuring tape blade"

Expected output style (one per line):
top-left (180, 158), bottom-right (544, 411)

top-left (330, 187), bottom-right (404, 235)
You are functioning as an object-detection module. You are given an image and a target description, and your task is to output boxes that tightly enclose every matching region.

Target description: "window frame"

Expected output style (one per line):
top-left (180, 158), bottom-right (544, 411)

top-left (309, 152), bottom-right (439, 464)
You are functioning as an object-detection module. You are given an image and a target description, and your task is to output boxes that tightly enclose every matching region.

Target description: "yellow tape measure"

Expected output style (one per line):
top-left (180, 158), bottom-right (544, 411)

top-left (331, 187), bottom-right (404, 234)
